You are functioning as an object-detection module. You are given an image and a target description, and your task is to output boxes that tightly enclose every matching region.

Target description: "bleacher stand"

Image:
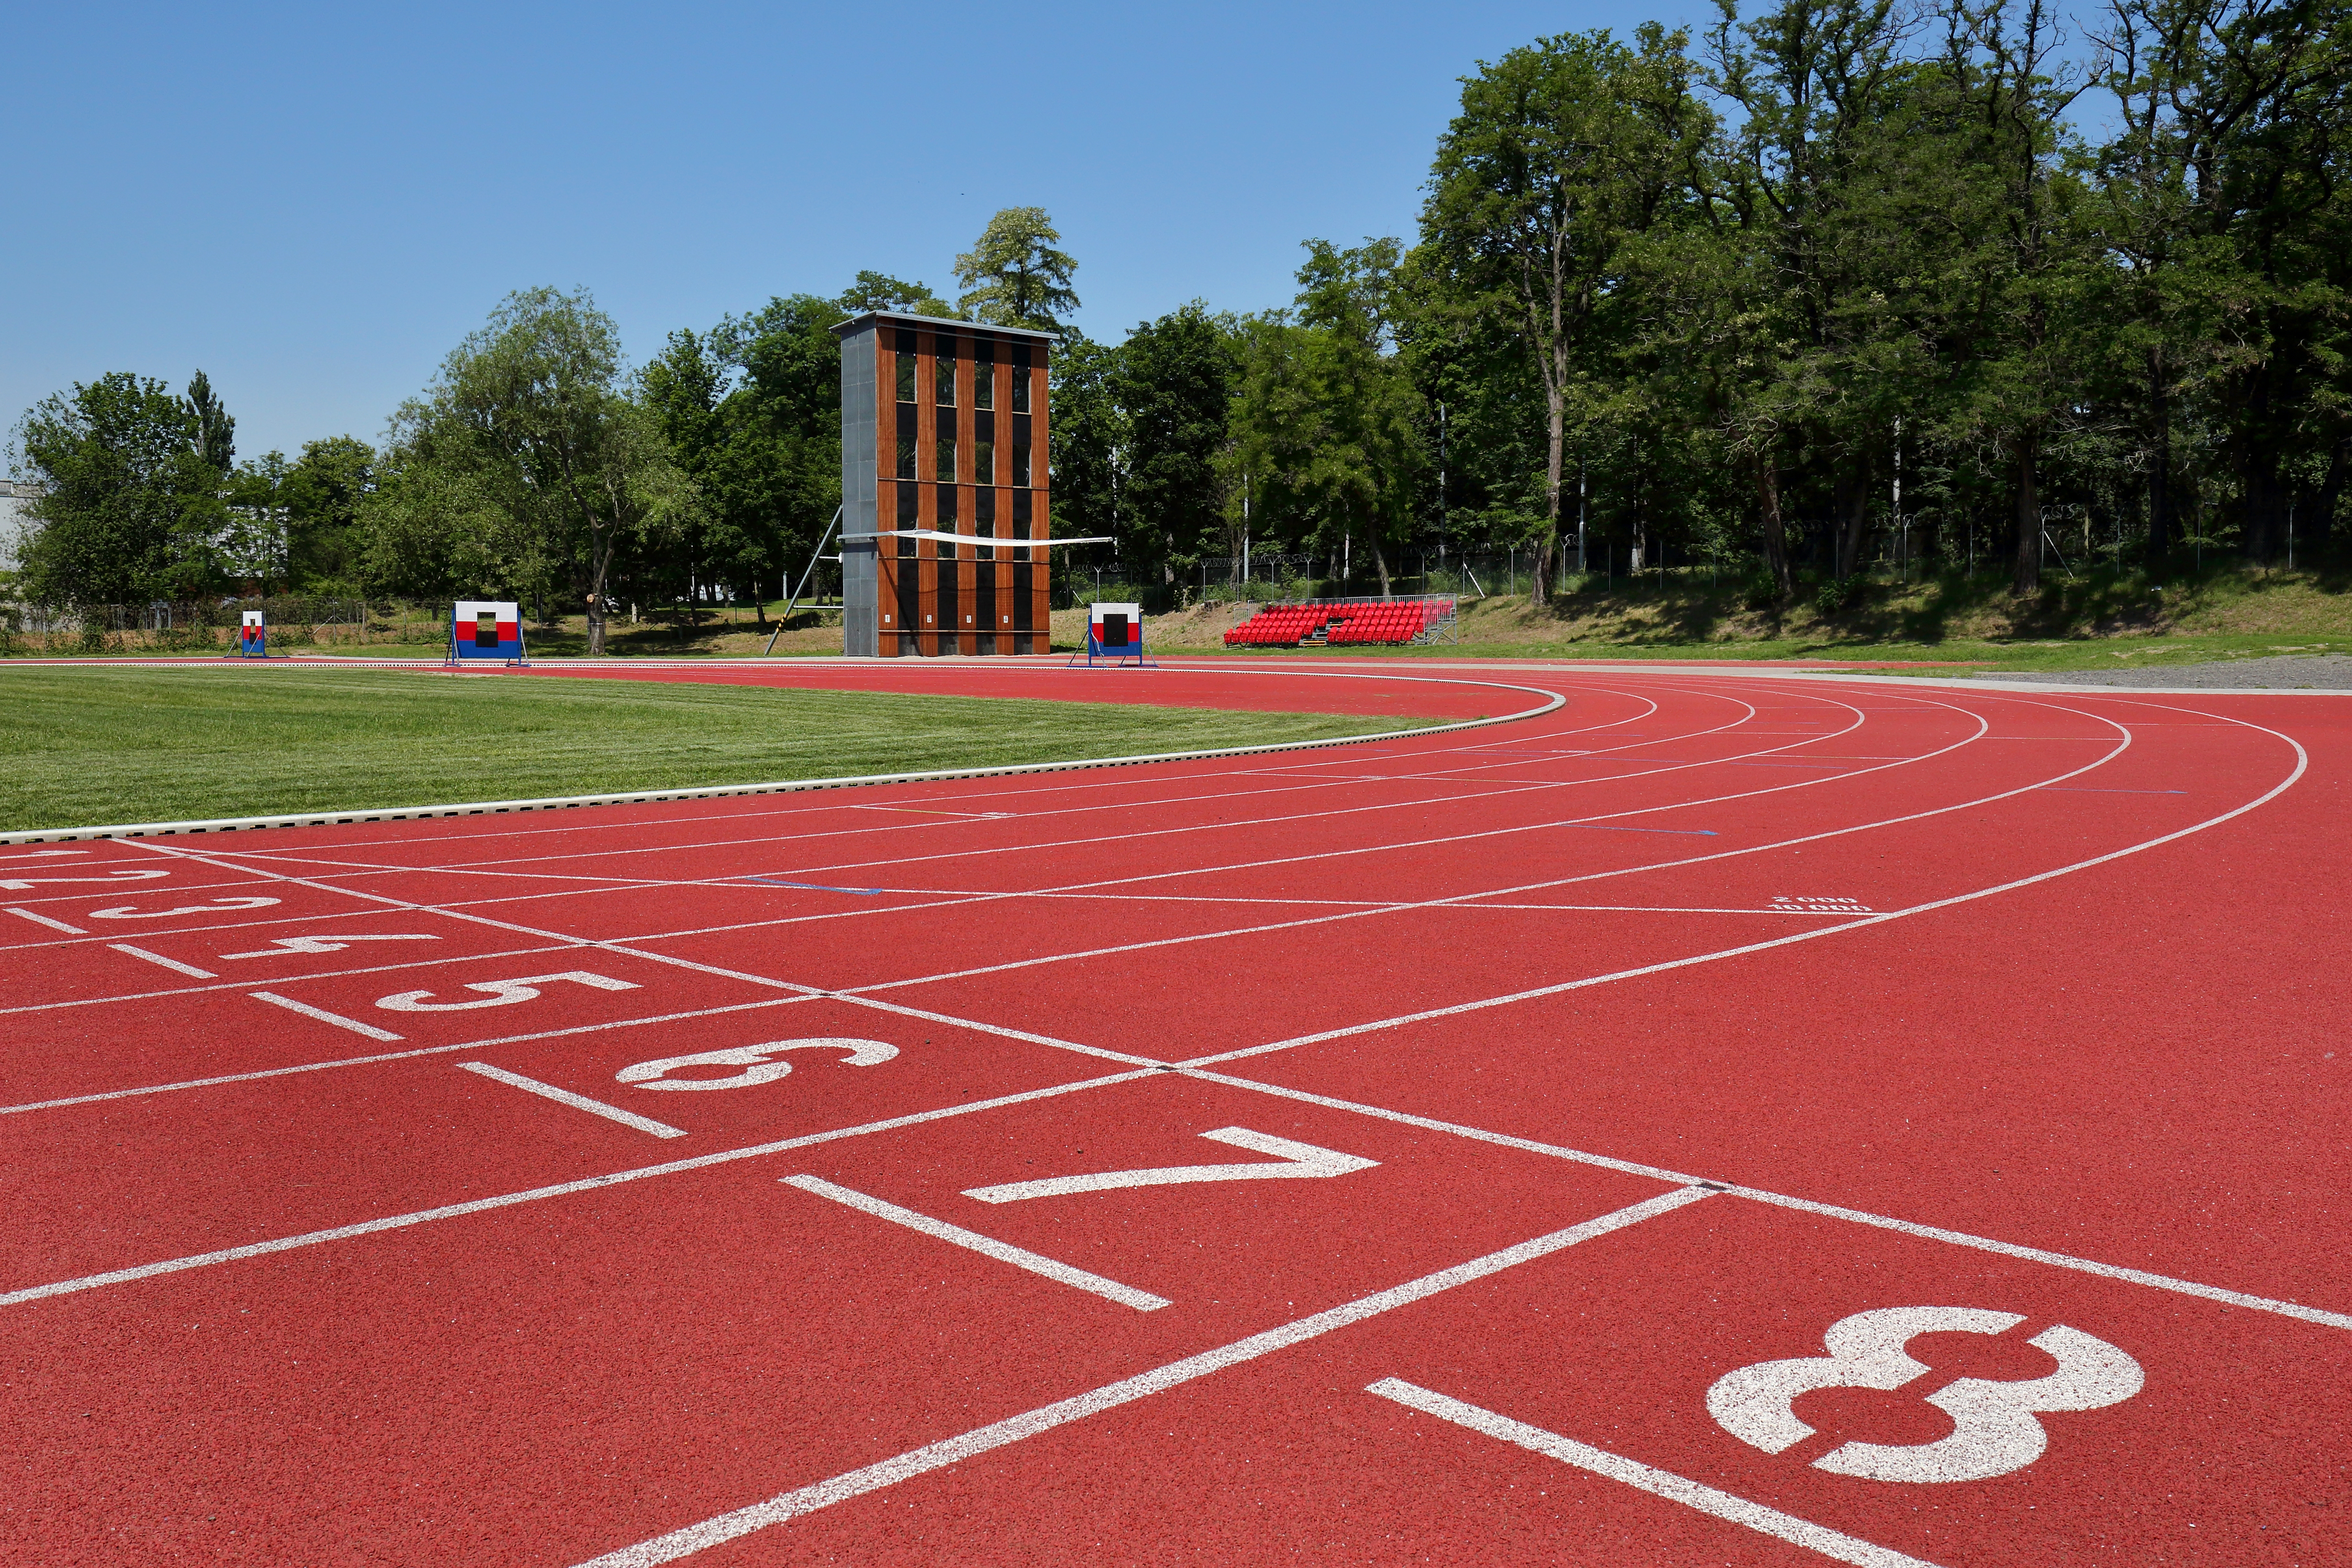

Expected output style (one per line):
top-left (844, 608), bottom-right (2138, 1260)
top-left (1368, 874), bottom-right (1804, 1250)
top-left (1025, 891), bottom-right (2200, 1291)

top-left (1223, 597), bottom-right (1454, 648)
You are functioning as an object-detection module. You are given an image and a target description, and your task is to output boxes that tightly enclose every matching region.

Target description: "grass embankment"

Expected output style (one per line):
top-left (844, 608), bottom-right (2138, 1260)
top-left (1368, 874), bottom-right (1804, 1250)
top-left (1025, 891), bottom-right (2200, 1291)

top-left (1150, 561), bottom-right (2352, 671)
top-left (0, 668), bottom-right (1427, 832)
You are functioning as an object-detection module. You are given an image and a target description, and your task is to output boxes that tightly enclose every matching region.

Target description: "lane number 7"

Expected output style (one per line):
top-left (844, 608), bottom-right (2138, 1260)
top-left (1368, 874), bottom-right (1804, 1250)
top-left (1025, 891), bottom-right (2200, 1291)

top-left (962, 1127), bottom-right (1377, 1203)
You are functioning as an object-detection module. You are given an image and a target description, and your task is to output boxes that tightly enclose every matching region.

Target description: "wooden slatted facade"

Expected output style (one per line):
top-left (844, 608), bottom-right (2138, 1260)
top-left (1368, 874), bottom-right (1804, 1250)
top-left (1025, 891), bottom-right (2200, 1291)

top-left (835, 311), bottom-right (1054, 657)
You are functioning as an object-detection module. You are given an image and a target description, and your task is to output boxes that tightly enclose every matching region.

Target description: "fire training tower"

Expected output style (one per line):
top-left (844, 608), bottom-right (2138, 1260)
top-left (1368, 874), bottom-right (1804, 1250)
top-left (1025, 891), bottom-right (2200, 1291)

top-left (836, 312), bottom-right (1058, 656)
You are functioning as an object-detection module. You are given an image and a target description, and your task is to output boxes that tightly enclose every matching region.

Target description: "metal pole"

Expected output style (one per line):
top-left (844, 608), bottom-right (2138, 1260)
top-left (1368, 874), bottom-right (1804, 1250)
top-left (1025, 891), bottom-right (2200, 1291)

top-left (765, 503), bottom-right (843, 656)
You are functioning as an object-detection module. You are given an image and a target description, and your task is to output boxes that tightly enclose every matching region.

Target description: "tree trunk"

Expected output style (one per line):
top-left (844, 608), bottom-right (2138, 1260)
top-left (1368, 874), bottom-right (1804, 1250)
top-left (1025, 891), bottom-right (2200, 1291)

top-left (1753, 452), bottom-right (1792, 600)
top-left (1536, 348), bottom-right (1565, 607)
top-left (2012, 431), bottom-right (2042, 596)
top-left (2314, 435), bottom-right (2347, 547)
top-left (2144, 354), bottom-right (2172, 566)
top-left (1833, 462), bottom-right (1872, 579)
top-left (1369, 535), bottom-right (1392, 598)
top-left (2242, 451), bottom-right (2286, 564)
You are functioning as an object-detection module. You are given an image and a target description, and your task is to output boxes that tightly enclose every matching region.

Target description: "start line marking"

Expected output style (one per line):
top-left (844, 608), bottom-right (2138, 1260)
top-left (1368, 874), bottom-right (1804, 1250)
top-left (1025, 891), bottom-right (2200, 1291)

top-left (783, 1175), bottom-right (1170, 1312)
top-left (459, 1061), bottom-right (688, 1140)
top-left (1368, 1379), bottom-right (1939, 1568)
top-left (575, 1187), bottom-right (1707, 1566)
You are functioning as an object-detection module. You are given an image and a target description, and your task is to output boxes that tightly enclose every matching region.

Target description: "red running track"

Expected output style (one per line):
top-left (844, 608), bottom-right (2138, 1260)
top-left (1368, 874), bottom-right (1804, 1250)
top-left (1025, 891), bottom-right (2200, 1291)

top-left (0, 658), bottom-right (2345, 1566)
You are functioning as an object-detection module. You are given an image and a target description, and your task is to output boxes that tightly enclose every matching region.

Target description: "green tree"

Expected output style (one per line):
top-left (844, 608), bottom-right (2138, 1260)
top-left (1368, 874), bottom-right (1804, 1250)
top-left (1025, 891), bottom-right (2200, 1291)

top-left (283, 436), bottom-right (376, 589)
top-left (642, 294), bottom-right (846, 622)
top-left (1113, 303), bottom-right (1238, 583)
top-left (956, 208), bottom-right (1081, 335)
top-left (1423, 27), bottom-right (1707, 600)
top-left (1045, 335), bottom-right (1126, 595)
top-left (364, 287), bottom-right (696, 653)
top-left (1231, 242), bottom-right (1427, 595)
top-left (10, 372), bottom-right (219, 604)
top-left (185, 370), bottom-right (235, 475)
top-left (836, 270), bottom-right (960, 319)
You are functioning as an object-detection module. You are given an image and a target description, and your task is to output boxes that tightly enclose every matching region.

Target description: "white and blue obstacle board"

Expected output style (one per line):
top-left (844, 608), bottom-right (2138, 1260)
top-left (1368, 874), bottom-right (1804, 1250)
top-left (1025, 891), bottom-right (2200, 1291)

top-left (449, 600), bottom-right (526, 663)
top-left (236, 610), bottom-right (266, 657)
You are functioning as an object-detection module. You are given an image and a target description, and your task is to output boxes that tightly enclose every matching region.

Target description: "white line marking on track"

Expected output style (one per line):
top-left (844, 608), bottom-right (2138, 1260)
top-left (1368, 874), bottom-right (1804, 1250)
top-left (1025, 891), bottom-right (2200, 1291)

top-left (0, 1069), bottom-right (1159, 1308)
top-left (106, 943), bottom-right (217, 978)
top-left (782, 1175), bottom-right (1169, 1310)
top-left (0, 996), bottom-right (821, 1116)
top-left (571, 1187), bottom-right (1709, 1567)
top-left (249, 991), bottom-right (404, 1041)
top-left (1182, 1067), bottom-right (2352, 1332)
top-left (1366, 1378), bottom-right (1940, 1568)
top-left (6, 906), bottom-right (87, 934)
top-left (1731, 1187), bottom-right (2352, 1331)
top-left (458, 1061), bottom-right (688, 1139)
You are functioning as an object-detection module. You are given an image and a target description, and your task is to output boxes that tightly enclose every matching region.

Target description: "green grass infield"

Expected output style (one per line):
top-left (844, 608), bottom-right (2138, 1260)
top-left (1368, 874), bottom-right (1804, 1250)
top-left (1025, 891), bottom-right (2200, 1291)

top-left (0, 667), bottom-right (1431, 833)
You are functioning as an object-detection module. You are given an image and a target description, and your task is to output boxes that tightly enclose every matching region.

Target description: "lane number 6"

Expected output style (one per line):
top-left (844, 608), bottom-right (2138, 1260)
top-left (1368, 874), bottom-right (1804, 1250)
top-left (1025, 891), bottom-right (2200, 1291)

top-left (616, 1038), bottom-right (898, 1090)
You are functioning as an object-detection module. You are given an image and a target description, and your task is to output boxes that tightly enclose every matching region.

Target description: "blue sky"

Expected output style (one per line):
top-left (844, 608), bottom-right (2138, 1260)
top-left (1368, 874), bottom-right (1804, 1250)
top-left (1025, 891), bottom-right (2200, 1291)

top-left (4, 1), bottom-right (1710, 462)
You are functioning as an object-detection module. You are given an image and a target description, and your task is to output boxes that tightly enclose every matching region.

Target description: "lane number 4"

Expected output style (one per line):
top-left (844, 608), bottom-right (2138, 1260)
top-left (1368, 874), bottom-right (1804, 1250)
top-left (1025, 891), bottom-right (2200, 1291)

top-left (1707, 1306), bottom-right (2144, 1484)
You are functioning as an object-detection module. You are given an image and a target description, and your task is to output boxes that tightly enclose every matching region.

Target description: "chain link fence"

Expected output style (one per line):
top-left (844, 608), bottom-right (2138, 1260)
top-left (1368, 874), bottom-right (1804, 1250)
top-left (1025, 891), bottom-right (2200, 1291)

top-left (0, 598), bottom-right (461, 656)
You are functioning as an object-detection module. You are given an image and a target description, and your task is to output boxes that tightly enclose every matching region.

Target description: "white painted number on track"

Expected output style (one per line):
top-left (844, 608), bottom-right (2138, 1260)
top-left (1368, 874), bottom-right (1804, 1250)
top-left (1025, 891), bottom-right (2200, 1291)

top-left (374, 970), bottom-right (639, 1012)
top-left (219, 934), bottom-right (441, 959)
top-left (89, 897), bottom-right (282, 919)
top-left (1707, 1306), bottom-right (2144, 1483)
top-left (0, 869), bottom-right (170, 889)
top-left (962, 1126), bottom-right (1377, 1204)
top-left (617, 1038), bottom-right (898, 1091)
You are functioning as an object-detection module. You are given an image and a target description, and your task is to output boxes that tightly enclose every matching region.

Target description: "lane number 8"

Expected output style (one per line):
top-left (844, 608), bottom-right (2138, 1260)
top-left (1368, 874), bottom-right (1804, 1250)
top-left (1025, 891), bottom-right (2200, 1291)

top-left (1706, 1306), bottom-right (2143, 1483)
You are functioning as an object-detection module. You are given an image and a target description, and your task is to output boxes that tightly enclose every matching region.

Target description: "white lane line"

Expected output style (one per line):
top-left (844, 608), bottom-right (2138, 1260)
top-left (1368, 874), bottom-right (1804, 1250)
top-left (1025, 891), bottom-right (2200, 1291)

top-left (1183, 1069), bottom-right (2352, 1333)
top-left (1731, 1187), bottom-right (2352, 1332)
top-left (5, 906), bottom-right (87, 934)
top-left (572, 1187), bottom-right (1710, 1567)
top-left (0, 1069), bottom-right (1160, 1309)
top-left (248, 991), bottom-right (404, 1041)
top-left (782, 1175), bottom-right (1169, 1311)
top-left (458, 1061), bottom-right (688, 1140)
top-left (1177, 710), bottom-right (2302, 1071)
top-left (1365, 1379), bottom-right (1939, 1568)
top-left (106, 943), bottom-right (218, 979)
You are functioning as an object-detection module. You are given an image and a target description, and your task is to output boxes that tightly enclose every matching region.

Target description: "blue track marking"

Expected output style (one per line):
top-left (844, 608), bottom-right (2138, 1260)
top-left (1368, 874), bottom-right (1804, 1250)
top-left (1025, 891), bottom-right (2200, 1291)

top-left (742, 878), bottom-right (883, 895)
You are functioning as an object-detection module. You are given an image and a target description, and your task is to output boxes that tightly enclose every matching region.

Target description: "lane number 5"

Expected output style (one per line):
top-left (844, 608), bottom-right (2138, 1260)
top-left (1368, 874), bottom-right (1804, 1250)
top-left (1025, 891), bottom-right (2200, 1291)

top-left (376, 970), bottom-right (638, 1012)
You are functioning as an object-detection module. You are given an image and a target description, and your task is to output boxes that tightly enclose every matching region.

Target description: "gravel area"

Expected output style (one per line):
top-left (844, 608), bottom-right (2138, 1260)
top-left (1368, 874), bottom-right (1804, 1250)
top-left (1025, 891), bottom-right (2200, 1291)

top-left (1970, 653), bottom-right (2352, 689)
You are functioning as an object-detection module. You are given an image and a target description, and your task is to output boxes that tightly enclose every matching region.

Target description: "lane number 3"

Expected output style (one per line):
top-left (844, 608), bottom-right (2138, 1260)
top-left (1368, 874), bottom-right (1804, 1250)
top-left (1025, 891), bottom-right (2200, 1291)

top-left (1706, 1306), bottom-right (2143, 1483)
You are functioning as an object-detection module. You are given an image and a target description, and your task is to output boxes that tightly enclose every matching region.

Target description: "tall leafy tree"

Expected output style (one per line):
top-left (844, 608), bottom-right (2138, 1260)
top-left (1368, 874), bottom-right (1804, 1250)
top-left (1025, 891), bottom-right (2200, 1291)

top-left (1423, 27), bottom-right (1708, 601)
top-left (185, 370), bottom-right (235, 475)
top-left (956, 208), bottom-right (1081, 335)
top-left (642, 294), bottom-right (846, 620)
top-left (1045, 335), bottom-right (1126, 594)
top-left (364, 287), bottom-right (695, 653)
top-left (283, 435), bottom-right (375, 589)
top-left (1232, 241), bottom-right (1427, 595)
top-left (10, 372), bottom-right (218, 604)
top-left (836, 270), bottom-right (960, 319)
top-left (1113, 303), bottom-right (1238, 582)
